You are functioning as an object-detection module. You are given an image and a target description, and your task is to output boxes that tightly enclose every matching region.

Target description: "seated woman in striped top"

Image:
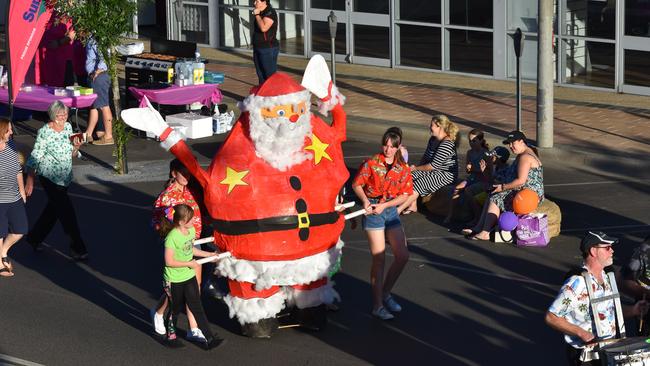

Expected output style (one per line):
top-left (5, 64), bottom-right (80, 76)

top-left (397, 115), bottom-right (459, 215)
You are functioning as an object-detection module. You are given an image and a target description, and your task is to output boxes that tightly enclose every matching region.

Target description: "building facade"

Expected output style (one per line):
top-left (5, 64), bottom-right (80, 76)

top-left (2, 0), bottom-right (647, 95)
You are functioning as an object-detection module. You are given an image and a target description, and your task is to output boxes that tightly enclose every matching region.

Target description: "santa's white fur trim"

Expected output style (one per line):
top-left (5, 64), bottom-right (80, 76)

top-left (223, 290), bottom-right (286, 325)
top-left (216, 239), bottom-right (344, 291)
top-left (160, 130), bottom-right (185, 151)
top-left (317, 85), bottom-right (345, 116)
top-left (248, 112), bottom-right (312, 171)
top-left (240, 89), bottom-right (312, 113)
top-left (284, 281), bottom-right (340, 309)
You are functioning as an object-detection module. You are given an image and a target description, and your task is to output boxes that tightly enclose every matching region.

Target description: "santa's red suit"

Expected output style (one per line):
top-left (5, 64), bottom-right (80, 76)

top-left (158, 72), bottom-right (348, 325)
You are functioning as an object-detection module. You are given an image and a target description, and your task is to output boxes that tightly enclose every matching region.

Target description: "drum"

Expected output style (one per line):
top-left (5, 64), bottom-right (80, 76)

top-left (600, 337), bottom-right (650, 365)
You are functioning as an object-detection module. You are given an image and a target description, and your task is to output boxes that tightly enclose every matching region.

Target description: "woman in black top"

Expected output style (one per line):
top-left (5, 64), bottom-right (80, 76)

top-left (252, 0), bottom-right (279, 84)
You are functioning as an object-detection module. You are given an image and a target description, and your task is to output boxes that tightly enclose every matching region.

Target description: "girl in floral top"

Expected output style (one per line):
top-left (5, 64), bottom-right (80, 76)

top-left (352, 128), bottom-right (413, 320)
top-left (25, 101), bottom-right (88, 260)
top-left (152, 159), bottom-right (202, 239)
top-left (151, 159), bottom-right (207, 342)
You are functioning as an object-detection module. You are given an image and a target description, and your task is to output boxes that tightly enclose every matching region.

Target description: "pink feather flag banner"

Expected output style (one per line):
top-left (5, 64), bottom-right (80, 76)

top-left (6, 0), bottom-right (53, 103)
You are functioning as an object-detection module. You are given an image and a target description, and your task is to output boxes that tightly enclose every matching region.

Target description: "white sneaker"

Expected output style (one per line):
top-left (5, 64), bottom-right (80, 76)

top-left (383, 295), bottom-right (402, 313)
top-left (372, 306), bottom-right (394, 320)
top-left (186, 328), bottom-right (207, 342)
top-left (151, 309), bottom-right (165, 335)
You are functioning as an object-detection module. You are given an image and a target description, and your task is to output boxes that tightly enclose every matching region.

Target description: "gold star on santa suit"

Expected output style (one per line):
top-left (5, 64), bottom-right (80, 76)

top-left (220, 167), bottom-right (249, 194)
top-left (305, 134), bottom-right (332, 165)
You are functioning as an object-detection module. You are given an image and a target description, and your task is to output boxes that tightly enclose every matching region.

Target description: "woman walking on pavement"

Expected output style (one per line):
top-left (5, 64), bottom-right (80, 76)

top-left (26, 101), bottom-right (89, 260)
top-left (352, 128), bottom-right (413, 320)
top-left (0, 119), bottom-right (30, 277)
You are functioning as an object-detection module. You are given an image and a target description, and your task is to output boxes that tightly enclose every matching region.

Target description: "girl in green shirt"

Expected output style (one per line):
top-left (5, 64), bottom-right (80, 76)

top-left (160, 204), bottom-right (225, 350)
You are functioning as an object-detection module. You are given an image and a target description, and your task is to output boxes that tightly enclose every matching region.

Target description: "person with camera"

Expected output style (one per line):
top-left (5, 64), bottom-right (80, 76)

top-left (463, 130), bottom-right (543, 240)
top-left (444, 129), bottom-right (490, 224)
top-left (252, 0), bottom-right (279, 84)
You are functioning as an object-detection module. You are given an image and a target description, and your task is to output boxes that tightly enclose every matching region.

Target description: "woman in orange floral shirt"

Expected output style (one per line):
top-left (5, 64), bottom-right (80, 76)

top-left (352, 128), bottom-right (413, 320)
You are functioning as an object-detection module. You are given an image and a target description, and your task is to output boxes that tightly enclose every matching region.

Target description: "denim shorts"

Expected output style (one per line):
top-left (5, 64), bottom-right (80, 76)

top-left (90, 72), bottom-right (110, 109)
top-left (0, 199), bottom-right (28, 237)
top-left (362, 199), bottom-right (401, 231)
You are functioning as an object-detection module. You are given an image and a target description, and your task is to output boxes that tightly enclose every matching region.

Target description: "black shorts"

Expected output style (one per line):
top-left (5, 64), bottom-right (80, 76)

top-left (0, 199), bottom-right (28, 237)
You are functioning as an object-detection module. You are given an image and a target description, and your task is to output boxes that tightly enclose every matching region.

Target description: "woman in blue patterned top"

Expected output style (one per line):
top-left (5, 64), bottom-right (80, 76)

top-left (26, 101), bottom-right (88, 260)
top-left (397, 115), bottom-right (459, 215)
top-left (0, 119), bottom-right (29, 277)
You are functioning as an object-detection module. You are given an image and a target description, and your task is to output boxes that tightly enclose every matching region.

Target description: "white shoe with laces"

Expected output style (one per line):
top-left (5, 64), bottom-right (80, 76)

top-left (383, 295), bottom-right (402, 313)
top-left (186, 328), bottom-right (207, 342)
top-left (151, 309), bottom-right (165, 335)
top-left (372, 306), bottom-right (394, 320)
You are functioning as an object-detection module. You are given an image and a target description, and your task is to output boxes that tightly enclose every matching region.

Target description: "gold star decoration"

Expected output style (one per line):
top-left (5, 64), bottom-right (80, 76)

top-left (305, 134), bottom-right (332, 165)
top-left (220, 167), bottom-right (249, 194)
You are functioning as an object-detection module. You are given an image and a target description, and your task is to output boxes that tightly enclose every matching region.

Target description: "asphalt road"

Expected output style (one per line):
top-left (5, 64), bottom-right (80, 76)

top-left (0, 139), bottom-right (648, 366)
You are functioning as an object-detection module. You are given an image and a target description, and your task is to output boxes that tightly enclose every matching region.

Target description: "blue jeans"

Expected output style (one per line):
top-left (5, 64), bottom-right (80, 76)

top-left (362, 199), bottom-right (402, 231)
top-left (253, 46), bottom-right (279, 84)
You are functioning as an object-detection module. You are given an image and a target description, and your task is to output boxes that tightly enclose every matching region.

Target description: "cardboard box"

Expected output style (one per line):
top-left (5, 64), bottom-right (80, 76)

top-left (165, 113), bottom-right (212, 139)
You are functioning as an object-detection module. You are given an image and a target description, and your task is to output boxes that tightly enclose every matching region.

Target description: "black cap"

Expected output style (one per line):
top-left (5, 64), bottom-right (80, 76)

top-left (580, 231), bottom-right (618, 253)
top-left (492, 146), bottom-right (510, 160)
top-left (502, 130), bottom-right (527, 144)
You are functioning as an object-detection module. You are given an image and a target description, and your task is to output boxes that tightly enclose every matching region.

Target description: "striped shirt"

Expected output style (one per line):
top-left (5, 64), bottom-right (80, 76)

top-left (420, 138), bottom-right (458, 174)
top-left (0, 139), bottom-right (23, 203)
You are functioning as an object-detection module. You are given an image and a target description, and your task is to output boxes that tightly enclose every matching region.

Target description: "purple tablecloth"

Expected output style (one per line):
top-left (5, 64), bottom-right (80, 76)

top-left (128, 84), bottom-right (222, 108)
top-left (0, 86), bottom-right (98, 111)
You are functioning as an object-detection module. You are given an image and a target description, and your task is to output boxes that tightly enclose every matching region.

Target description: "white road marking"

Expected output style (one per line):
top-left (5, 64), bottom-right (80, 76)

top-left (342, 245), bottom-right (555, 290)
top-left (0, 353), bottom-right (45, 366)
top-left (545, 179), bottom-right (649, 187)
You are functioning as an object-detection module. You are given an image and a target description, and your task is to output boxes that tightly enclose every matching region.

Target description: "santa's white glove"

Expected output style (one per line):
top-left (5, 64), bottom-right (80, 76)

top-left (120, 96), bottom-right (169, 136)
top-left (120, 96), bottom-right (183, 150)
top-left (301, 55), bottom-right (345, 116)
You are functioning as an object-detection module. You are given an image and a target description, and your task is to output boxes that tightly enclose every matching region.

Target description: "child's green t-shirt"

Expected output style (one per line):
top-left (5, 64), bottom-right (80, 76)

top-left (164, 227), bottom-right (196, 283)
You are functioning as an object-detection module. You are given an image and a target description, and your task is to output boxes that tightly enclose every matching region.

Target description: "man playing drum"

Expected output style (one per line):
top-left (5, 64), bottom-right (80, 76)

top-left (545, 231), bottom-right (649, 366)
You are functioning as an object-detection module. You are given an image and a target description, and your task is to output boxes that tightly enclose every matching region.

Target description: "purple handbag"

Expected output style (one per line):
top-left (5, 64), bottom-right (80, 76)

top-left (516, 214), bottom-right (550, 247)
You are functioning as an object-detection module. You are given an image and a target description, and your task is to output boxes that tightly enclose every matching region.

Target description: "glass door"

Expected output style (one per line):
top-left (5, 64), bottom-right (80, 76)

top-left (308, 0), bottom-right (391, 66)
top-left (349, 0), bottom-right (391, 66)
top-left (619, 0), bottom-right (650, 95)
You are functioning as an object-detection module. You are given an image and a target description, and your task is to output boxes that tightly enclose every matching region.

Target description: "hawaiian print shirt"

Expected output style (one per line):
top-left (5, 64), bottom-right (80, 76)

top-left (352, 153), bottom-right (413, 203)
top-left (152, 183), bottom-right (202, 239)
top-left (548, 266), bottom-right (617, 348)
top-left (26, 123), bottom-right (74, 187)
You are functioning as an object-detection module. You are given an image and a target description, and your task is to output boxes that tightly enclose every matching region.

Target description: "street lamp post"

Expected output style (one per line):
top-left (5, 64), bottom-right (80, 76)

top-left (327, 11), bottom-right (337, 83)
top-left (512, 28), bottom-right (524, 131)
top-left (174, 0), bottom-right (184, 41)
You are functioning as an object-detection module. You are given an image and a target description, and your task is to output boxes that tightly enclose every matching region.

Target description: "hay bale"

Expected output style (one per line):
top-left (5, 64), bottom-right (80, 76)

top-left (422, 185), bottom-right (473, 222)
top-left (534, 198), bottom-right (561, 238)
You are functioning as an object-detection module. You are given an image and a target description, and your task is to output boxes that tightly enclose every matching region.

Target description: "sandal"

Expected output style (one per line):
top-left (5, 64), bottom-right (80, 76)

top-left (468, 234), bottom-right (490, 241)
top-left (461, 228), bottom-right (475, 236)
top-left (91, 137), bottom-right (114, 146)
top-left (1, 257), bottom-right (14, 277)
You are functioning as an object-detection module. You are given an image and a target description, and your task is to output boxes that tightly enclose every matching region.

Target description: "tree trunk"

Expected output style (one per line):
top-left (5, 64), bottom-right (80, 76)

top-left (108, 47), bottom-right (129, 174)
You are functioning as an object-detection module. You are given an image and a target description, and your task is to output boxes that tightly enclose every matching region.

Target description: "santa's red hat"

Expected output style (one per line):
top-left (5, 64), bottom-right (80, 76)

top-left (243, 73), bottom-right (312, 111)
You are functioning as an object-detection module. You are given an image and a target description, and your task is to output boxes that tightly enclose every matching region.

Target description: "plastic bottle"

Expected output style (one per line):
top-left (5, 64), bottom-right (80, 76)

top-left (193, 48), bottom-right (205, 85)
top-left (212, 106), bottom-right (220, 134)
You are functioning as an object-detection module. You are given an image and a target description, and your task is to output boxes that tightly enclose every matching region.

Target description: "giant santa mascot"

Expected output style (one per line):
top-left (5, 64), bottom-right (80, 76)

top-left (122, 56), bottom-right (348, 338)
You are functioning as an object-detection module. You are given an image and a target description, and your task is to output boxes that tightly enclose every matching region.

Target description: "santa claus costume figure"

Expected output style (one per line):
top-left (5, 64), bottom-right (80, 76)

top-left (122, 56), bottom-right (348, 338)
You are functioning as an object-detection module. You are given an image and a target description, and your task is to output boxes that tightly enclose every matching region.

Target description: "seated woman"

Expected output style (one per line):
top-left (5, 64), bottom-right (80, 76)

top-left (397, 115), bottom-right (458, 215)
top-left (464, 130), bottom-right (544, 240)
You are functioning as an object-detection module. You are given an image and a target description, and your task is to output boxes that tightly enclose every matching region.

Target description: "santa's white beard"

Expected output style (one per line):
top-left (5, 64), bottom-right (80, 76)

top-left (249, 112), bottom-right (313, 171)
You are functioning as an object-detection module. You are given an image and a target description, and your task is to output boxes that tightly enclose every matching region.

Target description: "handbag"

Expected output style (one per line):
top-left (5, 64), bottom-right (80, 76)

top-left (490, 230), bottom-right (514, 243)
top-left (516, 213), bottom-right (550, 247)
